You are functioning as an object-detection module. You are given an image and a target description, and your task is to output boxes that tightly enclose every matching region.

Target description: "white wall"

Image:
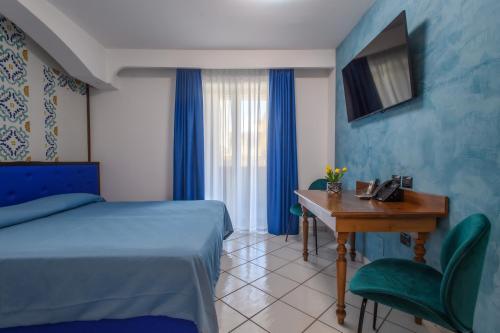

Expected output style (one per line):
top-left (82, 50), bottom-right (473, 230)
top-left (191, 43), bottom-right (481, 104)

top-left (295, 68), bottom-right (334, 189)
top-left (90, 69), bottom-right (175, 201)
top-left (91, 68), bottom-right (334, 201)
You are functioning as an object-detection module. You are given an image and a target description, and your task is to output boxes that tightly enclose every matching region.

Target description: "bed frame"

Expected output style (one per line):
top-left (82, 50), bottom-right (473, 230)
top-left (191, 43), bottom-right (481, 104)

top-left (0, 162), bottom-right (199, 333)
top-left (0, 162), bottom-right (100, 207)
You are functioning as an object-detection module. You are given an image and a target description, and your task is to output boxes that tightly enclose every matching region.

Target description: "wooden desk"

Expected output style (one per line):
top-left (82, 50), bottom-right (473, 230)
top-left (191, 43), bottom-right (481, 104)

top-left (295, 186), bottom-right (448, 325)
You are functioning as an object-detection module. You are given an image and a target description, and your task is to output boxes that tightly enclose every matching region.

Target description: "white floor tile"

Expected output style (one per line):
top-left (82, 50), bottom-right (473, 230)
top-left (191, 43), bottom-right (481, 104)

top-left (294, 255), bottom-right (333, 271)
top-left (286, 239), bottom-right (316, 251)
top-left (344, 291), bottom-right (391, 318)
top-left (224, 240), bottom-right (249, 253)
top-left (232, 320), bottom-right (268, 333)
top-left (304, 321), bottom-right (339, 333)
top-left (215, 272), bottom-right (247, 299)
top-left (321, 261), bottom-right (362, 282)
top-left (378, 319), bottom-right (414, 333)
top-left (315, 247), bottom-right (338, 261)
top-left (385, 309), bottom-right (450, 333)
top-left (256, 233), bottom-right (275, 241)
top-left (303, 273), bottom-right (337, 298)
top-left (252, 240), bottom-right (285, 253)
top-left (251, 254), bottom-right (289, 271)
top-left (320, 263), bottom-right (336, 277)
top-left (232, 247), bottom-right (267, 261)
top-left (215, 300), bottom-right (246, 333)
top-left (222, 285), bottom-right (276, 317)
top-left (253, 300), bottom-right (315, 333)
top-left (269, 234), bottom-right (300, 245)
top-left (227, 231), bottom-right (250, 240)
top-left (251, 272), bottom-right (300, 298)
top-left (228, 262), bottom-right (269, 283)
top-left (281, 285), bottom-right (335, 318)
top-left (237, 235), bottom-right (266, 246)
top-left (275, 262), bottom-right (318, 283)
top-left (270, 247), bottom-right (303, 261)
top-left (220, 254), bottom-right (248, 271)
top-left (319, 303), bottom-right (374, 333)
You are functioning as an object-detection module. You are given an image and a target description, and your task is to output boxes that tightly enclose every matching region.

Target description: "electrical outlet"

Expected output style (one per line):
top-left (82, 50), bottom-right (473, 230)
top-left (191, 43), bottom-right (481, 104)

top-left (402, 176), bottom-right (413, 188)
top-left (400, 232), bottom-right (411, 247)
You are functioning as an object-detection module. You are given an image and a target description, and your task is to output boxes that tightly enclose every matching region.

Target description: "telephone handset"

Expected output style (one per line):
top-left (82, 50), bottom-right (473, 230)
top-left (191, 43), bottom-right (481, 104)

top-left (371, 180), bottom-right (404, 202)
top-left (355, 179), bottom-right (379, 199)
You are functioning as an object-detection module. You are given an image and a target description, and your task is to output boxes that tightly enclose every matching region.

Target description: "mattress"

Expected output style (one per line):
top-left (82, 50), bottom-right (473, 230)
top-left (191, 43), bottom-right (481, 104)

top-left (0, 194), bottom-right (233, 333)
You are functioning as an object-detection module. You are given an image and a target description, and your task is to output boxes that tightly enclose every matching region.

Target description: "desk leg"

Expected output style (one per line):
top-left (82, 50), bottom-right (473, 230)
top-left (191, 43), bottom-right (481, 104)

top-left (349, 232), bottom-right (356, 261)
top-left (336, 232), bottom-right (349, 324)
top-left (302, 206), bottom-right (309, 261)
top-left (413, 232), bottom-right (429, 325)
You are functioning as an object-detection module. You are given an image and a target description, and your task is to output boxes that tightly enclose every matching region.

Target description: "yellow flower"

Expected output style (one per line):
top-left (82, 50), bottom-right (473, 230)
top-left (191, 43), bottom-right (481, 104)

top-left (342, 167), bottom-right (348, 172)
top-left (325, 164), bottom-right (332, 173)
top-left (335, 168), bottom-right (340, 174)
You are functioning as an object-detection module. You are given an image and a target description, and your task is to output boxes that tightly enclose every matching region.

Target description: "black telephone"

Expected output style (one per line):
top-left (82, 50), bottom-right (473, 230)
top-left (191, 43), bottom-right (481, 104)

top-left (371, 179), bottom-right (404, 202)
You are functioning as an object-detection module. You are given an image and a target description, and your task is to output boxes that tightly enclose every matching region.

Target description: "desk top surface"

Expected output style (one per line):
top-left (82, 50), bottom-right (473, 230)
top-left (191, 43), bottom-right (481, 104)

top-left (295, 189), bottom-right (448, 219)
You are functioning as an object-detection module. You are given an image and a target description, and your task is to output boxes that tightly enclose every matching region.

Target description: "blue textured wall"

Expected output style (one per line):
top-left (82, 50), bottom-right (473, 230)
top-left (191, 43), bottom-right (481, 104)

top-left (335, 1), bottom-right (500, 331)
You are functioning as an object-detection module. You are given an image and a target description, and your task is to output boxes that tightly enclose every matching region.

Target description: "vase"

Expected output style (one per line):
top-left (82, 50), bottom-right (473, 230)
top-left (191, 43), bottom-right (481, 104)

top-left (327, 182), bottom-right (342, 193)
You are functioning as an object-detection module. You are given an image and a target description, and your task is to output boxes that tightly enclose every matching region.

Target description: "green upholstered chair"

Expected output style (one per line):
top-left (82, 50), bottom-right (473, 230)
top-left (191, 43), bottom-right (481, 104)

top-left (286, 178), bottom-right (328, 255)
top-left (350, 213), bottom-right (491, 333)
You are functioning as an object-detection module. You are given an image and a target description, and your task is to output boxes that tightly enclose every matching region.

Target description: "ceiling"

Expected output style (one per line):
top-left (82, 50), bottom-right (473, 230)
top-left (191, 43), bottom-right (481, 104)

top-left (47, 0), bottom-right (374, 49)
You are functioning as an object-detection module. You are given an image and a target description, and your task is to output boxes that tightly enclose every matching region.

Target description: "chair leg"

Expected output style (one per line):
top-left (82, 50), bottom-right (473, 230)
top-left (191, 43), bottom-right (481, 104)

top-left (358, 298), bottom-right (367, 333)
top-left (285, 215), bottom-right (292, 242)
top-left (313, 217), bottom-right (318, 255)
top-left (373, 302), bottom-right (378, 330)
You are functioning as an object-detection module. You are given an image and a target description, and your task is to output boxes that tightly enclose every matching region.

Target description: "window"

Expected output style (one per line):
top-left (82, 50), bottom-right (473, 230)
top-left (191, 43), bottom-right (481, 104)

top-left (203, 69), bottom-right (268, 232)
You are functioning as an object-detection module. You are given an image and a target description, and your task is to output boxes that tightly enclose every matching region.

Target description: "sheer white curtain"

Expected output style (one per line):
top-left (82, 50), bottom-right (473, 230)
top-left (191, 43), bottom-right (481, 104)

top-left (203, 69), bottom-right (268, 232)
top-left (367, 46), bottom-right (412, 108)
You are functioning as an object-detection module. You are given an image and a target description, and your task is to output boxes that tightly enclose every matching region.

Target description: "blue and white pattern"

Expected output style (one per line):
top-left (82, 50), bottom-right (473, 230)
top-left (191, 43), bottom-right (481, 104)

top-left (0, 15), bottom-right (29, 161)
top-left (0, 46), bottom-right (27, 86)
top-left (45, 131), bottom-right (57, 160)
top-left (43, 98), bottom-right (56, 128)
top-left (0, 17), bottom-right (25, 50)
top-left (57, 71), bottom-right (86, 95)
top-left (0, 85), bottom-right (28, 123)
top-left (43, 65), bottom-right (56, 96)
top-left (42, 64), bottom-right (58, 161)
top-left (0, 14), bottom-right (86, 162)
top-left (0, 124), bottom-right (29, 160)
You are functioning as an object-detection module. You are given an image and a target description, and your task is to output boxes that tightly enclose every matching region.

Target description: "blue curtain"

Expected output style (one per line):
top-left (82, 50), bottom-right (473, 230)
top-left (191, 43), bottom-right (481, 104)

top-left (267, 69), bottom-right (299, 235)
top-left (173, 69), bottom-right (204, 200)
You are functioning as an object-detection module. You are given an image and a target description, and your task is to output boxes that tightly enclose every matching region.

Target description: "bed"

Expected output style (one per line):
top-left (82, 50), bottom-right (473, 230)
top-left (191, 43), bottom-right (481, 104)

top-left (0, 162), bottom-right (233, 333)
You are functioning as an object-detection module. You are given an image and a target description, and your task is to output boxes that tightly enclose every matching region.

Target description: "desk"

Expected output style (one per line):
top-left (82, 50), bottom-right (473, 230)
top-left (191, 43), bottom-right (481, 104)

top-left (295, 185), bottom-right (448, 325)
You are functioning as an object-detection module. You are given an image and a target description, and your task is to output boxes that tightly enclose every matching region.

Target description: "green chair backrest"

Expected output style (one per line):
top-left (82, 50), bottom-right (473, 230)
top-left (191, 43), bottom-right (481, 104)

top-left (440, 213), bottom-right (491, 332)
top-left (309, 178), bottom-right (327, 191)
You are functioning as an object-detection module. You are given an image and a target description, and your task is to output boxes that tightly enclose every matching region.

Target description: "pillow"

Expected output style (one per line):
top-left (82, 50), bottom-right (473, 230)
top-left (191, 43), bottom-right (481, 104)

top-left (0, 193), bottom-right (104, 229)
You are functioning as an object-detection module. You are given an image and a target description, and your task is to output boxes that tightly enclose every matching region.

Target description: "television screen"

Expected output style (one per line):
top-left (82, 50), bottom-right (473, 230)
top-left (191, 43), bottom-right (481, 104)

top-left (342, 11), bottom-right (414, 122)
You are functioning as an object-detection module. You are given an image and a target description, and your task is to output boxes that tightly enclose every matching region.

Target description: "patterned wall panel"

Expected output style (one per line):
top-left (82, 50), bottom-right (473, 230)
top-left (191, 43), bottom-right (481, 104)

top-left (56, 69), bottom-right (87, 95)
top-left (0, 15), bottom-right (87, 162)
top-left (41, 67), bottom-right (86, 161)
top-left (42, 65), bottom-right (58, 161)
top-left (0, 16), bottom-right (30, 161)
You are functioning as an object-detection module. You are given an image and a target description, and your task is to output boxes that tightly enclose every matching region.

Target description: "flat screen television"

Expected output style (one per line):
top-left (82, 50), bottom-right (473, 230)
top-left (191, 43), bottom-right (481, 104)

top-left (342, 11), bottom-right (415, 122)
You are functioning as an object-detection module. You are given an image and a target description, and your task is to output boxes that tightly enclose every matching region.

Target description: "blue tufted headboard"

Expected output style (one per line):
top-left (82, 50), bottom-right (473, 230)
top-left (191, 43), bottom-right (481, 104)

top-left (0, 162), bottom-right (100, 207)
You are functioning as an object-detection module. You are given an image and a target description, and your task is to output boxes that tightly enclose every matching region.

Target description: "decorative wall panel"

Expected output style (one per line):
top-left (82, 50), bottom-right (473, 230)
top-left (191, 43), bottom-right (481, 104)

top-left (0, 15), bottom-right (87, 162)
top-left (0, 16), bottom-right (29, 161)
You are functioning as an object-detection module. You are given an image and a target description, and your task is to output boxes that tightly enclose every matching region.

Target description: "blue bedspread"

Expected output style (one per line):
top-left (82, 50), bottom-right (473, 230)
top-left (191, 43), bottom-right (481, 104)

top-left (0, 195), bottom-right (233, 333)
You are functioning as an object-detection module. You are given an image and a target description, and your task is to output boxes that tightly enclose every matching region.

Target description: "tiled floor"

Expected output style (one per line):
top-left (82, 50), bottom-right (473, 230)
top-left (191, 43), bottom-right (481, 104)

top-left (215, 230), bottom-right (453, 333)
